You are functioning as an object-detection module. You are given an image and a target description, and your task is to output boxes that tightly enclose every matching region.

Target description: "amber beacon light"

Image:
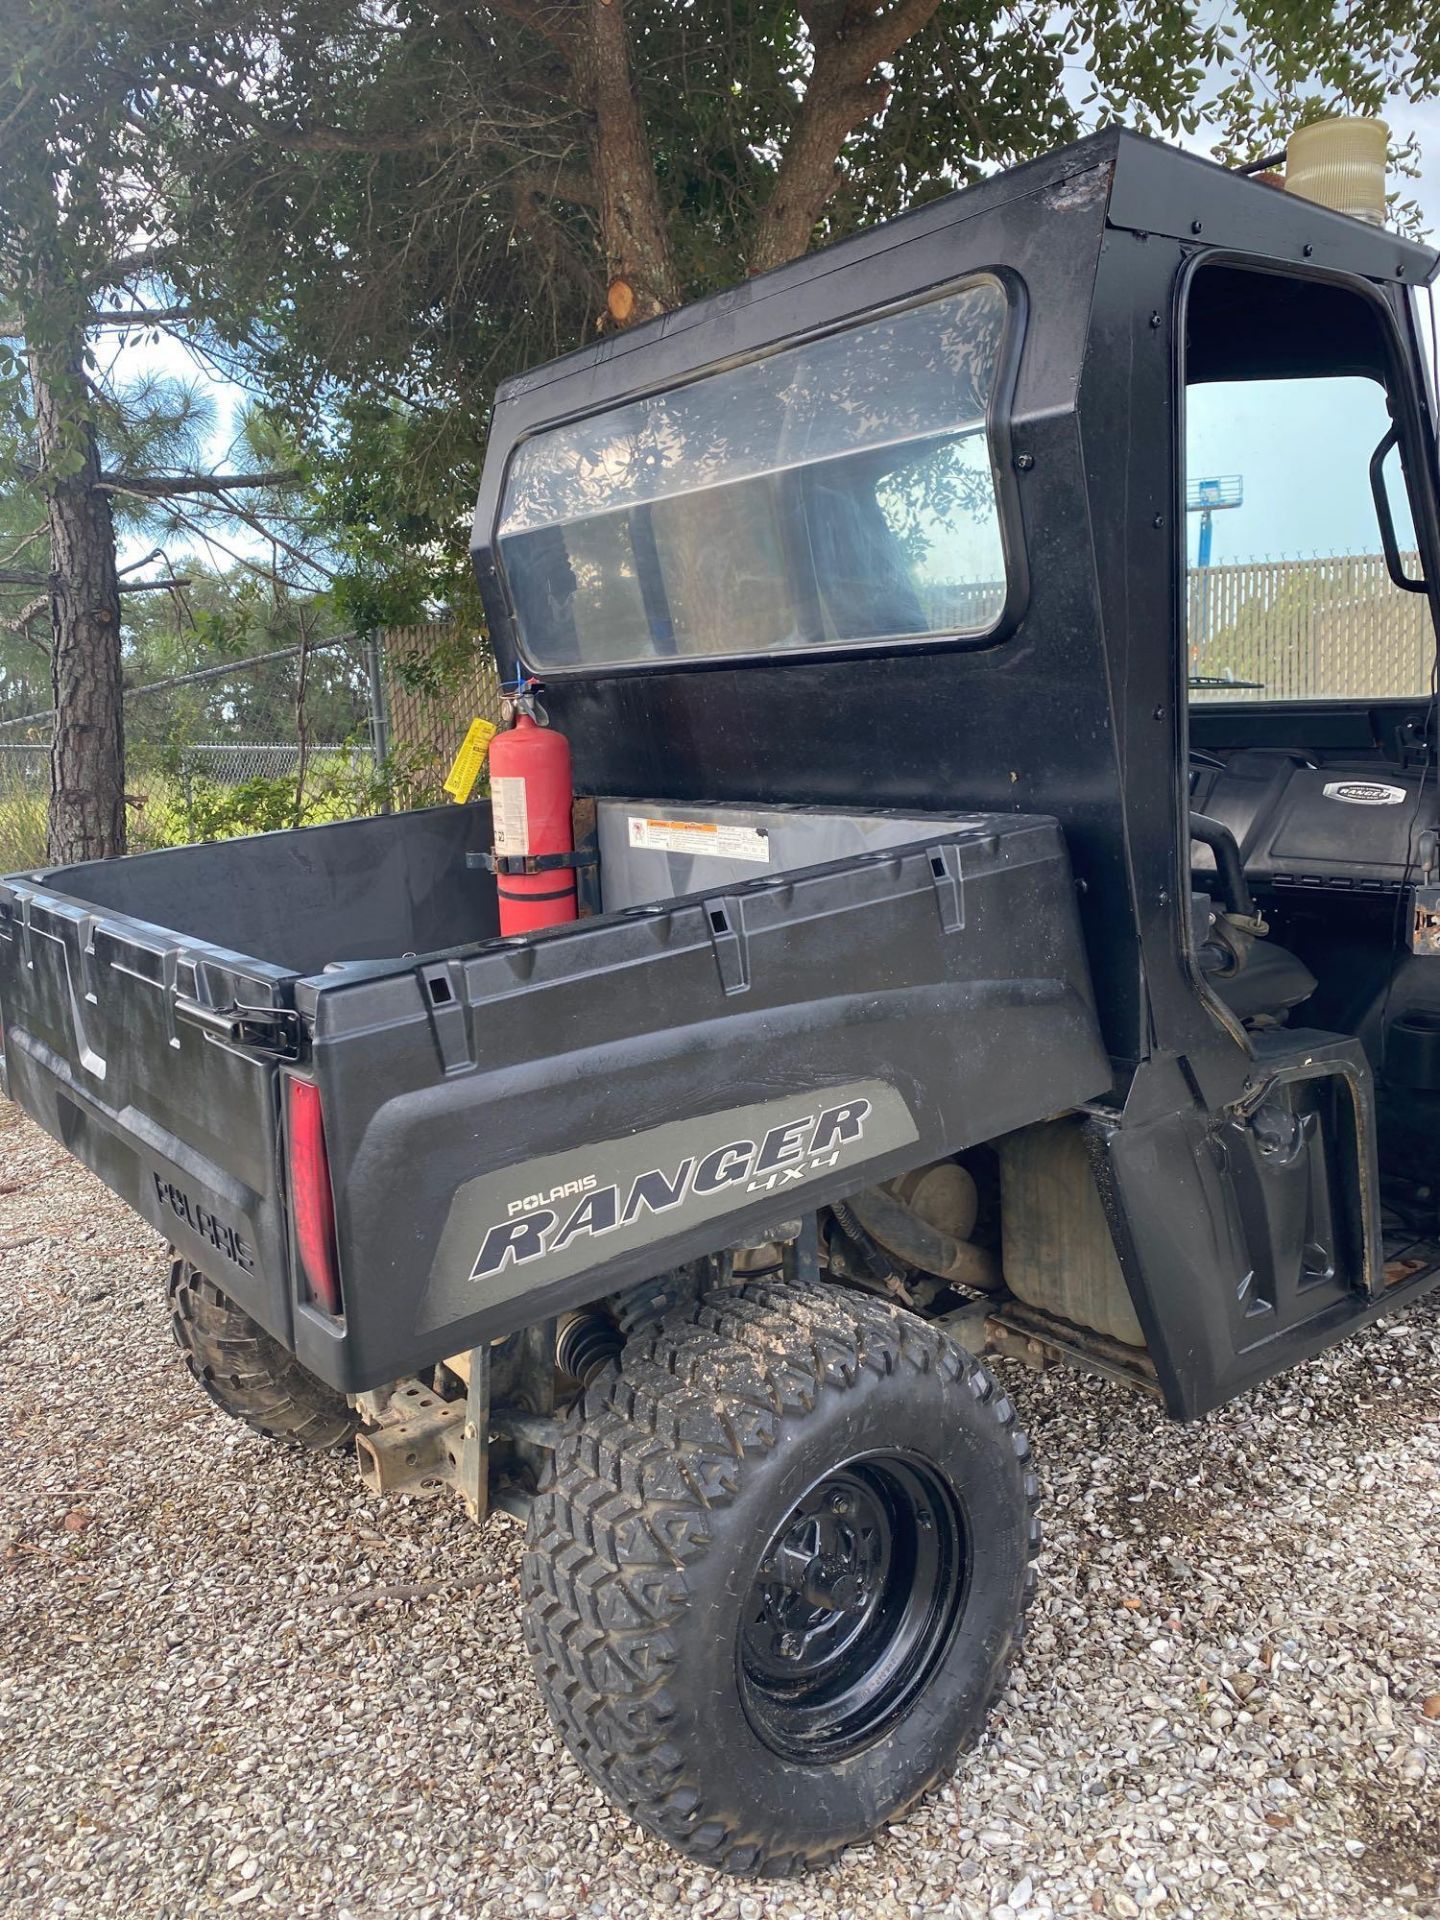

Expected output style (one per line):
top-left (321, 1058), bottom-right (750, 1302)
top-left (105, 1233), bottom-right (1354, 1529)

top-left (1285, 116), bottom-right (1389, 225)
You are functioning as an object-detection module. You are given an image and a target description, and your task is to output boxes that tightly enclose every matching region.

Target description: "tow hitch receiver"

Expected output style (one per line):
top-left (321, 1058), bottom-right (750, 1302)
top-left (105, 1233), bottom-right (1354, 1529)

top-left (353, 1334), bottom-right (560, 1522)
top-left (354, 1379), bottom-right (468, 1499)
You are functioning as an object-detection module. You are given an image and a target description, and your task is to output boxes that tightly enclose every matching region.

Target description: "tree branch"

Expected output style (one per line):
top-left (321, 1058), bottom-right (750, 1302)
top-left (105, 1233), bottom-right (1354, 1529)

top-left (252, 124), bottom-right (467, 155)
top-left (186, 66), bottom-right (566, 156)
top-left (137, 496), bottom-right (328, 593)
top-left (93, 305), bottom-right (195, 330)
top-left (749, 0), bottom-right (943, 275)
top-left (0, 595), bottom-right (49, 647)
top-left (96, 469), bottom-right (301, 497)
top-left (0, 527), bottom-right (47, 571)
top-left (94, 245), bottom-right (174, 284)
top-left (578, 0), bottom-right (682, 323)
top-left (0, 564), bottom-right (185, 593)
top-left (838, 0), bottom-right (946, 68)
top-left (0, 83), bottom-right (39, 157)
top-left (484, 0), bottom-right (577, 57)
top-left (193, 489), bottom-right (334, 581)
top-left (0, 305), bottom-right (195, 341)
top-left (514, 165), bottom-right (600, 209)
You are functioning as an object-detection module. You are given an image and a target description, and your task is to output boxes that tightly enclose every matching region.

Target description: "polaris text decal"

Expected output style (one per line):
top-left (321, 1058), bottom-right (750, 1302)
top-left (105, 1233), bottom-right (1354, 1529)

top-left (152, 1173), bottom-right (255, 1274)
top-left (418, 1079), bottom-right (918, 1326)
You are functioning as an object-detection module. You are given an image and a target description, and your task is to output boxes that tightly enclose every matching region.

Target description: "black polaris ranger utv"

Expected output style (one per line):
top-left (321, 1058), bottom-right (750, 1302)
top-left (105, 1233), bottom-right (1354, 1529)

top-left (3, 129), bottom-right (1439, 1876)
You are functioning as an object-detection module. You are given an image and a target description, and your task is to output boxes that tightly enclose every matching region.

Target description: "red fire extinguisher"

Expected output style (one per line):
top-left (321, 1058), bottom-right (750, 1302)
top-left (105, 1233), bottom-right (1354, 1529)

top-left (488, 690), bottom-right (578, 935)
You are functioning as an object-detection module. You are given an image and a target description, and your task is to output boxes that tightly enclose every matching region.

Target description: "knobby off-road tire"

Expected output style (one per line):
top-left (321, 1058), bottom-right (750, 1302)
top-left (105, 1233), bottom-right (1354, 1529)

top-left (522, 1279), bottom-right (1039, 1877)
top-left (166, 1256), bottom-right (359, 1450)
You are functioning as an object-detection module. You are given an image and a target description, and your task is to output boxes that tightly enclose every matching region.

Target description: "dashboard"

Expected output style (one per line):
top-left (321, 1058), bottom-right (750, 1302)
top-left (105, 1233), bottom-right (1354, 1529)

top-left (1189, 747), bottom-right (1435, 899)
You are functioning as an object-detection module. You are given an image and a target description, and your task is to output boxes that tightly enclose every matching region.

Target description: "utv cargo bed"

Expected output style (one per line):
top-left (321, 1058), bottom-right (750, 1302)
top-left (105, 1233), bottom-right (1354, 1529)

top-left (0, 800), bottom-right (1109, 1391)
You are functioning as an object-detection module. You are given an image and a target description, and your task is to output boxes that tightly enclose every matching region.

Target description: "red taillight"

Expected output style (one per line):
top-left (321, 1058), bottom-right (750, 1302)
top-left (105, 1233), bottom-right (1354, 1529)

top-left (288, 1077), bottom-right (341, 1316)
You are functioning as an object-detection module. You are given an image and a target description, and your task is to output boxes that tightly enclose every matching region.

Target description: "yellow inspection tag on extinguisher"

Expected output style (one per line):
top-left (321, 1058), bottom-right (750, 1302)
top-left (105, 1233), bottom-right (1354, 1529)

top-left (443, 718), bottom-right (498, 803)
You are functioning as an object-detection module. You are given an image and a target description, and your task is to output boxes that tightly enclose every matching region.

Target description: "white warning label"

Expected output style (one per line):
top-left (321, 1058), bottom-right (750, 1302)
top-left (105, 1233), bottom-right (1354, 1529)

top-left (627, 815), bottom-right (771, 863)
top-left (492, 776), bottom-right (531, 855)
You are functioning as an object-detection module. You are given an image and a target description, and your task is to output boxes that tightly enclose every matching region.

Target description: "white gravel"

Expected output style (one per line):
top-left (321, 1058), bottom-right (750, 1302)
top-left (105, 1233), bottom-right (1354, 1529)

top-left (1, 1094), bottom-right (1438, 1920)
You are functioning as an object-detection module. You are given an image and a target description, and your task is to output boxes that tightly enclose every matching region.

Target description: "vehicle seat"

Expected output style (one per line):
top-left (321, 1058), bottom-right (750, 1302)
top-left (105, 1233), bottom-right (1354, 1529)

top-left (1210, 936), bottom-right (1317, 1023)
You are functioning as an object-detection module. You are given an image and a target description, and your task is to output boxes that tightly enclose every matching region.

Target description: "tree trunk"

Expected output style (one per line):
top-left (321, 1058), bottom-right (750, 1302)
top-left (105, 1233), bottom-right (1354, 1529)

top-left (30, 320), bottom-right (125, 864)
top-left (577, 0), bottom-right (681, 325)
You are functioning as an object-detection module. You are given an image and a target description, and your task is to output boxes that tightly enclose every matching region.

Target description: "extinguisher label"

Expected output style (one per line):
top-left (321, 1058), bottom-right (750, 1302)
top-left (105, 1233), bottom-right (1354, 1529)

top-left (627, 815), bottom-right (771, 863)
top-left (492, 775), bottom-right (531, 855)
top-left (442, 717), bottom-right (498, 804)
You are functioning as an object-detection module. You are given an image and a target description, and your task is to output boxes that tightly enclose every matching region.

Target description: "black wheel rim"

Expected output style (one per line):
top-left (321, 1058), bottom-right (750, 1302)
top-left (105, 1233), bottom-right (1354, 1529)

top-left (737, 1450), bottom-right (968, 1763)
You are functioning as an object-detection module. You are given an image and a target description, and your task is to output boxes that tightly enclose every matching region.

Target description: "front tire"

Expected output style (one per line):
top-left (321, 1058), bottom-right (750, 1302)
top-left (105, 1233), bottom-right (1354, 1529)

top-left (522, 1280), bottom-right (1038, 1877)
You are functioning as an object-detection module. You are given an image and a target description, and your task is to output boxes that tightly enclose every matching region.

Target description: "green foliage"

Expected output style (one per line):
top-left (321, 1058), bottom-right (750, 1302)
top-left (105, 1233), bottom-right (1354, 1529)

top-left (133, 748), bottom-right (379, 848)
top-left (170, 771), bottom-right (348, 841)
top-left (144, 744), bottom-right (459, 846)
top-left (94, 371), bottom-right (214, 484)
top-left (169, 773), bottom-right (303, 841)
top-left (388, 623), bottom-right (488, 699)
top-left (375, 739), bottom-right (479, 814)
top-left (317, 402), bottom-right (482, 632)
top-left (119, 567), bottom-right (367, 750)
top-left (0, 452), bottom-right (53, 718)
top-left (0, 6), bottom-right (190, 486)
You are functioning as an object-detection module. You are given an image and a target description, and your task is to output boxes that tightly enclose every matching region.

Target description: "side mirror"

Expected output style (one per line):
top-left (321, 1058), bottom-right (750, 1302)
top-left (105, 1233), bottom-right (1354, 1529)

top-left (1369, 426), bottom-right (1428, 595)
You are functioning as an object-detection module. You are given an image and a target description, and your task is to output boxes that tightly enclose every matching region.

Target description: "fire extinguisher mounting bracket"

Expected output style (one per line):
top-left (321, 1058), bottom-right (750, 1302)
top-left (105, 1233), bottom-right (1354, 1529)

top-left (504, 681), bottom-right (549, 726)
top-left (466, 849), bottom-right (598, 877)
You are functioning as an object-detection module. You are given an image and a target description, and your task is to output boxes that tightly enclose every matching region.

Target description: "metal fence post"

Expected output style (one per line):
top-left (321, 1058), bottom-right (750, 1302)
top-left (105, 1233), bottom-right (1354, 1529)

top-left (364, 635), bottom-right (391, 811)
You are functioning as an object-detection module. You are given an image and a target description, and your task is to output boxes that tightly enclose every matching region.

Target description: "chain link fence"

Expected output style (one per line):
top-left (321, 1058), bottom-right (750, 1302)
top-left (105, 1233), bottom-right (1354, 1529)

top-left (0, 740), bottom-right (376, 874)
top-left (7, 565), bottom-right (1434, 876)
top-left (0, 626), bottom-right (503, 875)
top-left (380, 624), bottom-right (506, 802)
top-left (0, 743), bottom-right (48, 874)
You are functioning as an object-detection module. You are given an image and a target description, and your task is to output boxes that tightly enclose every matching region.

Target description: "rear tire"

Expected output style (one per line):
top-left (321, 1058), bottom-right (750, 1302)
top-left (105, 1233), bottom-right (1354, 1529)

top-left (522, 1279), bottom-right (1038, 1877)
top-left (166, 1256), bottom-right (358, 1450)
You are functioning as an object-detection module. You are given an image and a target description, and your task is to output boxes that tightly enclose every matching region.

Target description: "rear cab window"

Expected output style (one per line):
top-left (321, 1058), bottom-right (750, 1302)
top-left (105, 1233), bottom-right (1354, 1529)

top-left (495, 277), bottom-right (1013, 670)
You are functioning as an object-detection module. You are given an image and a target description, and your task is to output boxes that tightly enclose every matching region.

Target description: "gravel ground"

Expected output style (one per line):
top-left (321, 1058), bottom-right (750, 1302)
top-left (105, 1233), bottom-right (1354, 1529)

top-left (1, 1096), bottom-right (1438, 1920)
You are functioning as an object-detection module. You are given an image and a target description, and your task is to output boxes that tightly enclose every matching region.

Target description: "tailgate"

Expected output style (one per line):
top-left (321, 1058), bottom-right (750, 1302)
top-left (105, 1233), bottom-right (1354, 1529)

top-left (300, 813), bottom-right (1111, 1394)
top-left (0, 877), bottom-right (299, 1344)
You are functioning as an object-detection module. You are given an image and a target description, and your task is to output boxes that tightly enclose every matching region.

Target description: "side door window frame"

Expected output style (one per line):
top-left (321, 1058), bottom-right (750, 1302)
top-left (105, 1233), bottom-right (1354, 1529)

top-left (1170, 252), bottom-right (1440, 1041)
top-left (1175, 252), bottom-right (1440, 702)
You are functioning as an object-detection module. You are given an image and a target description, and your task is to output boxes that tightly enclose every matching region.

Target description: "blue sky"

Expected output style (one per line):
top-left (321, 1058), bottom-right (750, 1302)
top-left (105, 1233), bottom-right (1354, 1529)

top-left (1186, 369), bottom-right (1425, 567)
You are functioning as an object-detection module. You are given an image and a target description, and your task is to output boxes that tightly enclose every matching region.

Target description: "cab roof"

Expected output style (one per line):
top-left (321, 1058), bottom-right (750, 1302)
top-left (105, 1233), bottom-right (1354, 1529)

top-left (488, 127), bottom-right (1437, 418)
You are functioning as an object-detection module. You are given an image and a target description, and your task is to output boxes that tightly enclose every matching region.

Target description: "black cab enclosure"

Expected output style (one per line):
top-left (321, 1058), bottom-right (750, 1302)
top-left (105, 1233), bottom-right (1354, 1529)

top-left (4, 128), bottom-right (1440, 1419)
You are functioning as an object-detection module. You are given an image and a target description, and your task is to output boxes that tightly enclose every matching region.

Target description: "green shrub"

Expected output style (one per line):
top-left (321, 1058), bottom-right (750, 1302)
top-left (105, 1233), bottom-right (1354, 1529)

top-left (3, 745), bottom-right (460, 868)
top-left (140, 755), bottom-right (379, 849)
